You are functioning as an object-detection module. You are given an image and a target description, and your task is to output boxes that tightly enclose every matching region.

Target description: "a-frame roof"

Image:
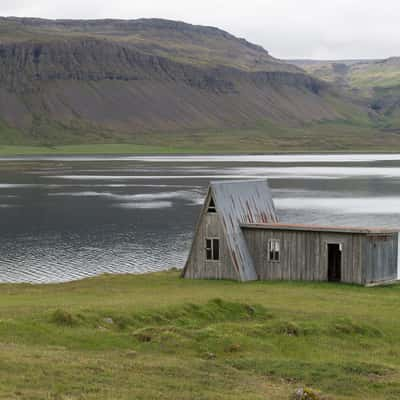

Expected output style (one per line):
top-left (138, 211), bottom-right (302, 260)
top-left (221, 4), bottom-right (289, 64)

top-left (210, 179), bottom-right (278, 281)
top-left (183, 179), bottom-right (278, 281)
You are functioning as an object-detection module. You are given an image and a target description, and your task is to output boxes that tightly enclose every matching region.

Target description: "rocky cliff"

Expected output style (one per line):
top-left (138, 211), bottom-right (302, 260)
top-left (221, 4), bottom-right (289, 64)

top-left (0, 18), bottom-right (365, 145)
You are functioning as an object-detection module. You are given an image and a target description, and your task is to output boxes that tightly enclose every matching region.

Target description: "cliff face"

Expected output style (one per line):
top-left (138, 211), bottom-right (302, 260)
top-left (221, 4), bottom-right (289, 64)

top-left (0, 18), bottom-right (362, 144)
top-left (0, 39), bottom-right (239, 93)
top-left (0, 38), bottom-right (325, 91)
top-left (0, 17), bottom-right (297, 72)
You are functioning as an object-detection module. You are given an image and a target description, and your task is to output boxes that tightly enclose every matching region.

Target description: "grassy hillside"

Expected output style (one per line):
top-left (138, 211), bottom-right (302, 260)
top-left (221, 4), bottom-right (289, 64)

top-left (0, 17), bottom-right (382, 152)
top-left (5, 116), bottom-right (400, 155)
top-left (290, 58), bottom-right (400, 133)
top-left (349, 59), bottom-right (400, 90)
top-left (2, 18), bottom-right (400, 152)
top-left (1, 271), bottom-right (400, 399)
top-left (291, 58), bottom-right (400, 92)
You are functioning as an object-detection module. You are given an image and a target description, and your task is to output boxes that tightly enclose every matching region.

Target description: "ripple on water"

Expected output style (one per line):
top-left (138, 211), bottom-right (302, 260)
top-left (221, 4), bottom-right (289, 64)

top-left (0, 234), bottom-right (191, 283)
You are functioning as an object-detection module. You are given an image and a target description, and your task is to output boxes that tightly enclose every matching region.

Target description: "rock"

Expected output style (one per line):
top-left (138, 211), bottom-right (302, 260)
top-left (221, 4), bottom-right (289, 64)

top-left (103, 317), bottom-right (114, 324)
top-left (204, 352), bottom-right (216, 360)
top-left (291, 387), bottom-right (321, 400)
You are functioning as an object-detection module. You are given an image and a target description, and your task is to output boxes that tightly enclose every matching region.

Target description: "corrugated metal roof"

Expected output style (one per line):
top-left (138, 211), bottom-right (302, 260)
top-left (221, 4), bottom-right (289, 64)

top-left (211, 179), bottom-right (278, 281)
top-left (241, 223), bottom-right (399, 234)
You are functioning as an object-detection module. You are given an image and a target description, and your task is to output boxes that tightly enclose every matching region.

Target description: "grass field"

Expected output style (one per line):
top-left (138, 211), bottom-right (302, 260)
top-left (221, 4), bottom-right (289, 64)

top-left (1, 271), bottom-right (400, 399)
top-left (3, 118), bottom-right (400, 155)
top-left (0, 144), bottom-right (195, 156)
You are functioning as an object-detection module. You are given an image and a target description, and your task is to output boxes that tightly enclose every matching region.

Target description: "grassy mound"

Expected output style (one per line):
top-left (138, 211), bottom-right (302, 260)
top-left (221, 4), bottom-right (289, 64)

top-left (1, 271), bottom-right (400, 399)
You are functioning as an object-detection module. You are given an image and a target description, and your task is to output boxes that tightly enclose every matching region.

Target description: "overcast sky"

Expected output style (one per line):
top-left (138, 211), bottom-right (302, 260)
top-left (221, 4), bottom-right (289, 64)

top-left (1, 0), bottom-right (399, 60)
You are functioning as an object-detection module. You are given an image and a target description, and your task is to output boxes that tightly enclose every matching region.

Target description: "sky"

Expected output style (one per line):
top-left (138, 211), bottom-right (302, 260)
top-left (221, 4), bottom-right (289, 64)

top-left (1, 0), bottom-right (400, 60)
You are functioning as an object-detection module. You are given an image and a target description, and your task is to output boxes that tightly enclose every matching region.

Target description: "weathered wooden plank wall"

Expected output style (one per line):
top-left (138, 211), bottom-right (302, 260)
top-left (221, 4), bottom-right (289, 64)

top-left (363, 233), bottom-right (398, 284)
top-left (242, 228), bottom-right (371, 284)
top-left (183, 192), bottom-right (238, 280)
top-left (184, 185), bottom-right (399, 284)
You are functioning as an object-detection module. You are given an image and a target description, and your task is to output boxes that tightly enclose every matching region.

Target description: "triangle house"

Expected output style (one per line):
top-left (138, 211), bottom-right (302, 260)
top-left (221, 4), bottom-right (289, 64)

top-left (182, 179), bottom-right (399, 286)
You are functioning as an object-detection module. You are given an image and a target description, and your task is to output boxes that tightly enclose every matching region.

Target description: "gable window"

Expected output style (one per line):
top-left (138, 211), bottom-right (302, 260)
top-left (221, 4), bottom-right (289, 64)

top-left (206, 238), bottom-right (220, 260)
top-left (268, 239), bottom-right (280, 262)
top-left (207, 197), bottom-right (216, 213)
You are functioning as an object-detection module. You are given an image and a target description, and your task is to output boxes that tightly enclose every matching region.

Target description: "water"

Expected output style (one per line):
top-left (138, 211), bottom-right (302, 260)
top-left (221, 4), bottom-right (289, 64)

top-left (2, 153), bottom-right (400, 283)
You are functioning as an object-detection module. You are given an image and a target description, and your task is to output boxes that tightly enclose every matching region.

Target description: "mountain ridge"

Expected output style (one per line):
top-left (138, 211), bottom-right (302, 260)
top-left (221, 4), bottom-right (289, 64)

top-left (290, 57), bottom-right (400, 129)
top-left (0, 17), bottom-right (297, 72)
top-left (0, 17), bottom-right (396, 151)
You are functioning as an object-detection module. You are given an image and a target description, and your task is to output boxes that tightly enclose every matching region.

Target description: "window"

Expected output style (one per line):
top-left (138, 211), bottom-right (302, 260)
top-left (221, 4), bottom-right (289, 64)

top-left (206, 238), bottom-right (220, 260)
top-left (207, 197), bottom-right (216, 213)
top-left (268, 239), bottom-right (280, 262)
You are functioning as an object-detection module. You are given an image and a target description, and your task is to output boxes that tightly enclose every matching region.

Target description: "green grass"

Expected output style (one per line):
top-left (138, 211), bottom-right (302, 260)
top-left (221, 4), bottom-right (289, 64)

top-left (0, 144), bottom-right (197, 156)
top-left (299, 61), bottom-right (400, 91)
top-left (349, 65), bottom-right (400, 89)
top-left (4, 116), bottom-right (400, 155)
top-left (2, 271), bottom-right (400, 399)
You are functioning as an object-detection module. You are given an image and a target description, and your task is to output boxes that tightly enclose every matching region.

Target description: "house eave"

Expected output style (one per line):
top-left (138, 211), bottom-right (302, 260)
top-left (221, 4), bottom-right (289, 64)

top-left (240, 223), bottom-right (399, 235)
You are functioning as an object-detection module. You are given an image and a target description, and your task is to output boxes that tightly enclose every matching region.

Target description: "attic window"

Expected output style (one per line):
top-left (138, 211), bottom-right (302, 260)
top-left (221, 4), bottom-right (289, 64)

top-left (268, 239), bottom-right (280, 262)
top-left (207, 197), bottom-right (216, 213)
top-left (206, 238), bottom-right (220, 261)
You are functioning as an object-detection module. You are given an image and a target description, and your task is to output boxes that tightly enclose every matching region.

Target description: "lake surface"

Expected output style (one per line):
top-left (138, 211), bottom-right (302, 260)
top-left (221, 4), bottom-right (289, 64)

top-left (2, 153), bottom-right (400, 283)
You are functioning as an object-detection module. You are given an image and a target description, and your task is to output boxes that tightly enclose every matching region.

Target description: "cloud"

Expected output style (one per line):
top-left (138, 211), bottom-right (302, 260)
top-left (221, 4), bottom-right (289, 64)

top-left (1, 0), bottom-right (399, 59)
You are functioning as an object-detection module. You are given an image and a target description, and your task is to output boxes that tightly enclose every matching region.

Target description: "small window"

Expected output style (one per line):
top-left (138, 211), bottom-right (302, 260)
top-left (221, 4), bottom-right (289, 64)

top-left (268, 239), bottom-right (280, 262)
top-left (206, 238), bottom-right (220, 260)
top-left (207, 197), bottom-right (216, 213)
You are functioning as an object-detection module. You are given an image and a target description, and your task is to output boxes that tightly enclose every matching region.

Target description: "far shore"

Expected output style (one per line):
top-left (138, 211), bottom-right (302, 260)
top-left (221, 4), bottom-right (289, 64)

top-left (2, 143), bottom-right (400, 156)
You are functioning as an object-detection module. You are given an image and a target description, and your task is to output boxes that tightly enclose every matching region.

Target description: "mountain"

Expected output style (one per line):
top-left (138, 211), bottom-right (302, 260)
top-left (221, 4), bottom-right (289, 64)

top-left (0, 17), bottom-right (392, 152)
top-left (290, 58), bottom-right (400, 133)
top-left (0, 17), bottom-right (300, 73)
top-left (290, 58), bottom-right (400, 92)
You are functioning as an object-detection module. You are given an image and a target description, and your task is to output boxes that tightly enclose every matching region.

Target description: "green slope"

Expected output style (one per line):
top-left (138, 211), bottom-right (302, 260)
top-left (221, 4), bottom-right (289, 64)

top-left (0, 17), bottom-right (382, 152)
top-left (291, 58), bottom-right (400, 95)
top-left (291, 58), bottom-right (400, 135)
top-left (1, 271), bottom-right (400, 399)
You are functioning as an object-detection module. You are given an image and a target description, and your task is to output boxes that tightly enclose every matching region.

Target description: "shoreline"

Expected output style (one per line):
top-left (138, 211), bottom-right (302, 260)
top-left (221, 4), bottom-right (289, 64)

top-left (0, 270), bottom-right (179, 287)
top-left (2, 144), bottom-right (400, 157)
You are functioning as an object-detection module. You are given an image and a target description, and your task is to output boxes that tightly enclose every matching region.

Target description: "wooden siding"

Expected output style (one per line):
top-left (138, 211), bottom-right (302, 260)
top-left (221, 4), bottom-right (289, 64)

top-left (183, 192), bottom-right (238, 280)
top-left (183, 181), bottom-right (399, 284)
top-left (362, 233), bottom-right (398, 284)
top-left (243, 228), bottom-right (368, 284)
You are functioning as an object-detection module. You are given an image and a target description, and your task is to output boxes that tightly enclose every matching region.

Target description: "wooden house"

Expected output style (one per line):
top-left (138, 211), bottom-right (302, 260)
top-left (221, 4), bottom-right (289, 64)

top-left (182, 179), bottom-right (399, 285)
